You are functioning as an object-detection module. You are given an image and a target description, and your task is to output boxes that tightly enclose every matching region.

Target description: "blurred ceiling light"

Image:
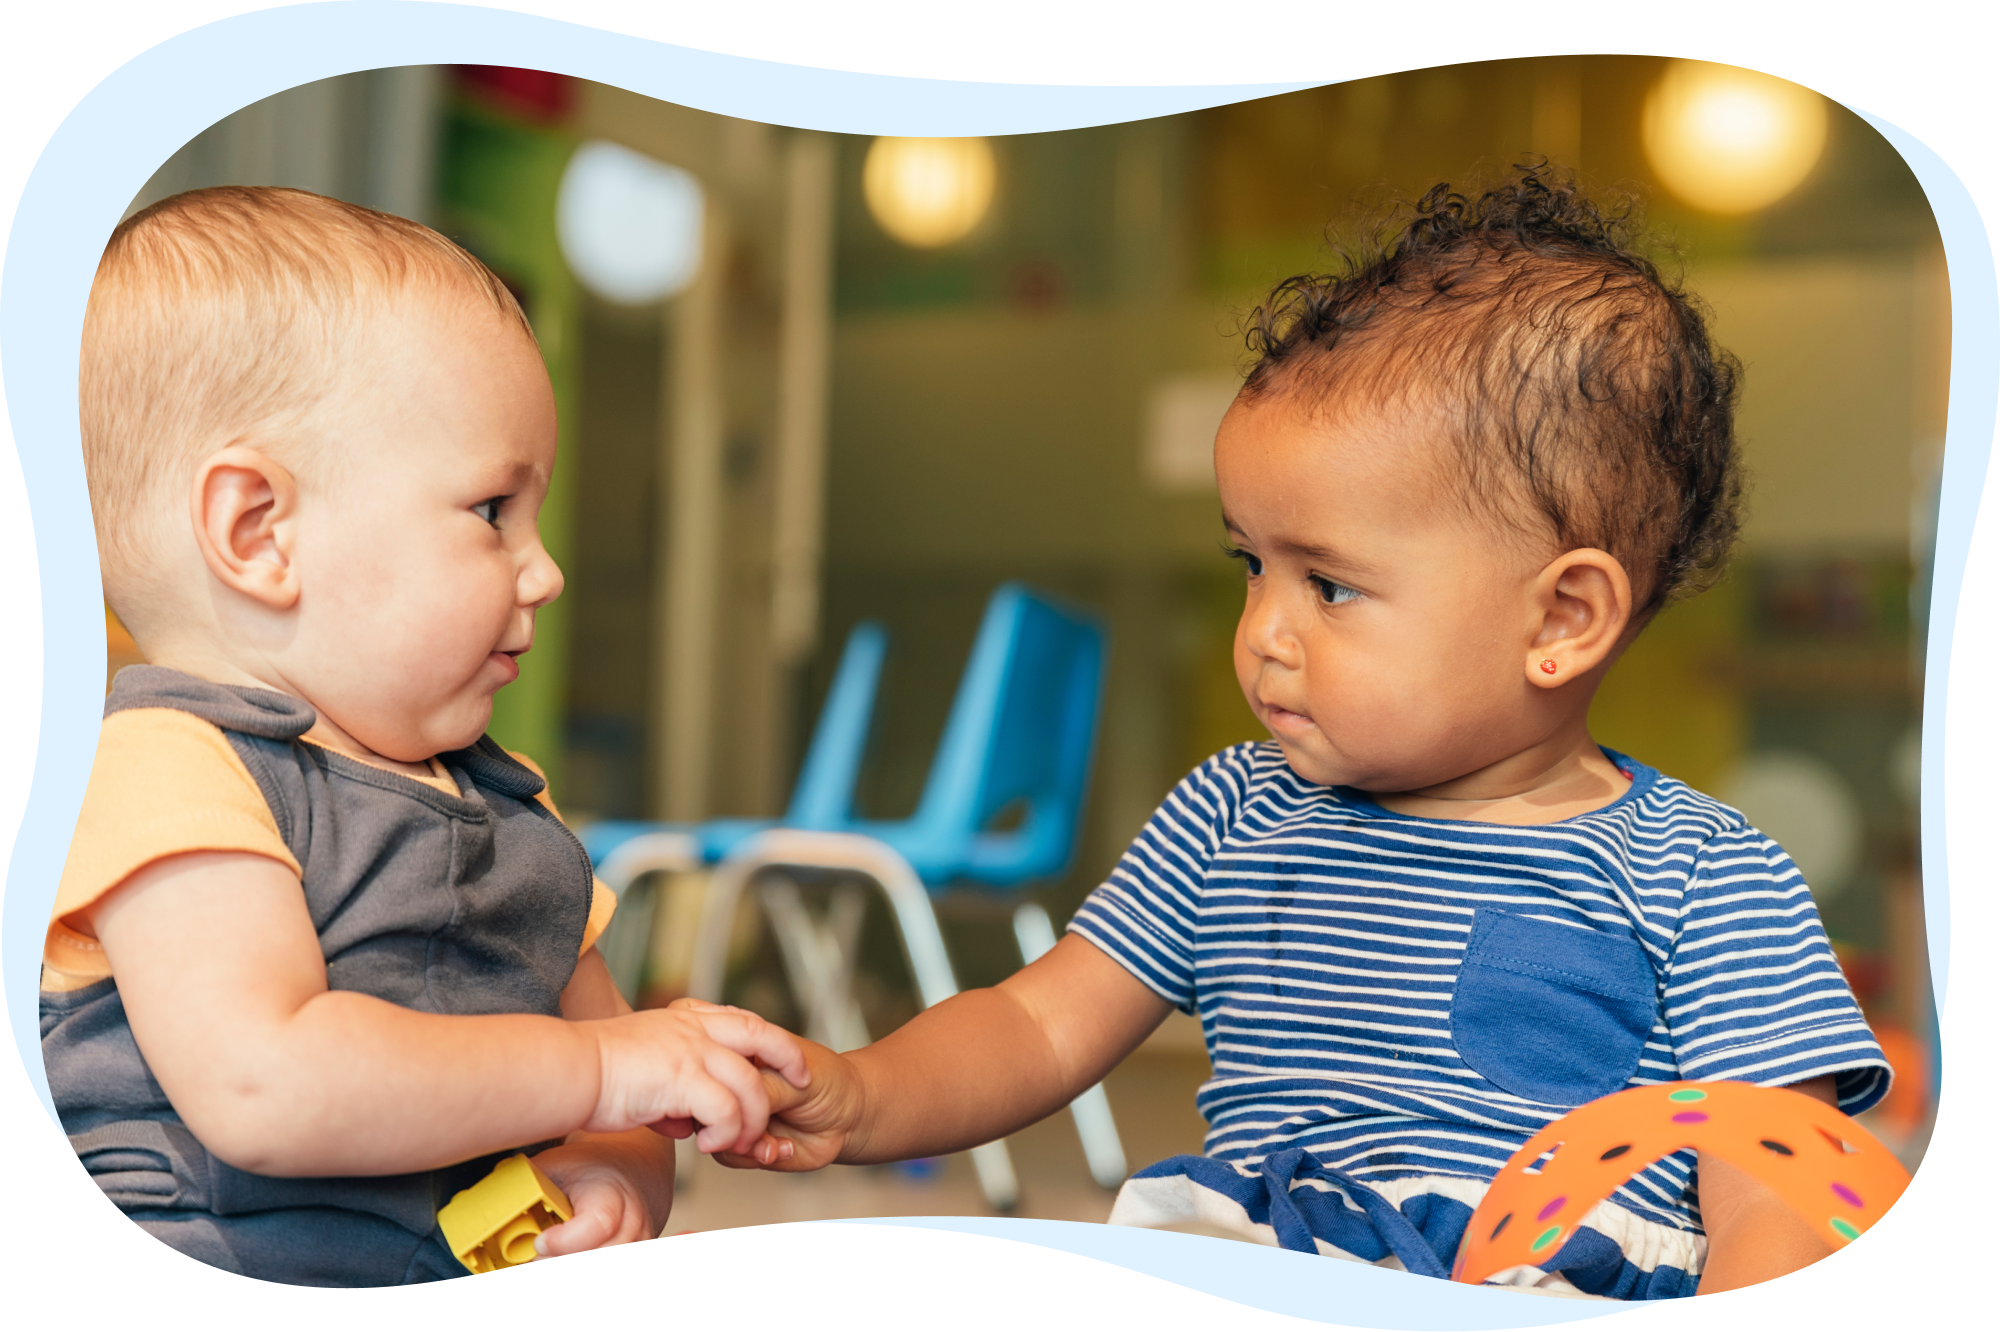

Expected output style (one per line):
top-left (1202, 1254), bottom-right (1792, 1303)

top-left (557, 140), bottom-right (704, 304)
top-left (1642, 61), bottom-right (1828, 215)
top-left (863, 137), bottom-right (995, 247)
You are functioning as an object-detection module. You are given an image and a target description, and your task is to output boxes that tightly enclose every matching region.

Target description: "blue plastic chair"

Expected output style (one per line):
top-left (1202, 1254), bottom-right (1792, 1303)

top-left (582, 618), bottom-right (889, 871)
top-left (683, 582), bottom-right (1122, 1207)
top-left (839, 580), bottom-right (1106, 885)
top-left (581, 621), bottom-right (888, 997)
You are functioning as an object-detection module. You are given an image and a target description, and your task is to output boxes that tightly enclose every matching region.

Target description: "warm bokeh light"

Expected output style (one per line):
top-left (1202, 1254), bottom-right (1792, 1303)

top-left (863, 137), bottom-right (996, 247)
top-left (1642, 61), bottom-right (1829, 215)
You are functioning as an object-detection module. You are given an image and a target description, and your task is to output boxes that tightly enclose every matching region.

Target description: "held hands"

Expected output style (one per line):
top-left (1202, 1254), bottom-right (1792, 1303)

top-left (580, 999), bottom-right (810, 1156)
top-left (661, 1002), bottom-right (862, 1173)
top-left (527, 1001), bottom-right (813, 1259)
top-left (680, 938), bottom-right (1170, 1178)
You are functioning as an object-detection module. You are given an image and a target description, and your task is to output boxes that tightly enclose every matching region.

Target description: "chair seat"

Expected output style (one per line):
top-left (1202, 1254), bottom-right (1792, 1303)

top-left (695, 818), bottom-right (783, 862)
top-left (586, 816), bottom-right (1065, 900)
top-left (842, 822), bottom-right (1067, 890)
top-left (579, 820), bottom-right (683, 869)
top-left (581, 818), bottom-right (781, 871)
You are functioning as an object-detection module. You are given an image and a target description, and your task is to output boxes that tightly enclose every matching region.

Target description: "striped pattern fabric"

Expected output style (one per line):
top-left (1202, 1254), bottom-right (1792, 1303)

top-left (1069, 742), bottom-right (1888, 1234)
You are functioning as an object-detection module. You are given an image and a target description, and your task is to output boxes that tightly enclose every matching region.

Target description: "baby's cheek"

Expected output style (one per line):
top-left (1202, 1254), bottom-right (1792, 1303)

top-left (1233, 626), bottom-right (1280, 694)
top-left (1303, 684), bottom-right (1406, 774)
top-left (404, 595), bottom-right (506, 669)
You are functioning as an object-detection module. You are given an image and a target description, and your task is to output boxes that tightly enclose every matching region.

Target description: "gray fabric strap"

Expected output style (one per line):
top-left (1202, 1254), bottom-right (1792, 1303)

top-left (70, 1119), bottom-right (214, 1212)
top-left (105, 665), bottom-right (315, 739)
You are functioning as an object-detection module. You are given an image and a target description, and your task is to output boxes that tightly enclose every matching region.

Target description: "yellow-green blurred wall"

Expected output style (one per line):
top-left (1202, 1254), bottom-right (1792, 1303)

top-left (1591, 252), bottom-right (1943, 792)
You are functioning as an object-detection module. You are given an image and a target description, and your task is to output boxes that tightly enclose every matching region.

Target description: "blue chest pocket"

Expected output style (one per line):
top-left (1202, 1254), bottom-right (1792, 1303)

top-left (1449, 908), bottom-right (1658, 1107)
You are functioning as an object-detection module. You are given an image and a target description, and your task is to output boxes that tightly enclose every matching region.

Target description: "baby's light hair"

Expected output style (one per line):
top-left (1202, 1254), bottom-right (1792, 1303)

top-left (80, 186), bottom-right (533, 634)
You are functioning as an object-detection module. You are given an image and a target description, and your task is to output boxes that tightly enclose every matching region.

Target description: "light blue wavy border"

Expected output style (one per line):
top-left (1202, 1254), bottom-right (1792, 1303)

top-left (1852, 109), bottom-right (1991, 1022)
top-left (2, 4), bottom-right (1987, 1323)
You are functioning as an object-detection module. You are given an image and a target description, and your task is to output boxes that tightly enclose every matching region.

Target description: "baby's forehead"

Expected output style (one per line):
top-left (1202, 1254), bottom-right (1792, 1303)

top-left (1237, 370), bottom-right (1463, 482)
top-left (321, 285), bottom-right (540, 393)
top-left (353, 278), bottom-right (526, 339)
top-left (1225, 379), bottom-right (1553, 550)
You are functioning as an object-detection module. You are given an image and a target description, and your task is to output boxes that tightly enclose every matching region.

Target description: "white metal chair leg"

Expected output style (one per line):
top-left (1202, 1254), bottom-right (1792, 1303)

top-left (756, 877), bottom-right (871, 1052)
top-left (821, 882), bottom-right (872, 1051)
top-left (689, 831), bottom-right (1020, 1211)
top-left (968, 1140), bottom-right (1021, 1212)
top-left (1064, 1084), bottom-right (1129, 1191)
top-left (1013, 901), bottom-right (1129, 1190)
top-left (691, 831), bottom-right (964, 1010)
top-left (594, 831), bottom-right (703, 1003)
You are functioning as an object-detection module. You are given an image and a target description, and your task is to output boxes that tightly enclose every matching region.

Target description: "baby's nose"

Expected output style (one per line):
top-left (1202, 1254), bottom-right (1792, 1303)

top-left (521, 546), bottom-right (565, 606)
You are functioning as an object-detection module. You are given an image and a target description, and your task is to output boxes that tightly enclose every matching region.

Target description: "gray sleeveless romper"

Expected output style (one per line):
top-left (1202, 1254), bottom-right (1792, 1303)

top-left (40, 667), bottom-right (596, 1286)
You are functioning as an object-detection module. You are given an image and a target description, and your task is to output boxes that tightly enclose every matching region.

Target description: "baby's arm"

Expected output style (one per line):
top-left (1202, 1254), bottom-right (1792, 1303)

top-left (1694, 1075), bottom-right (1839, 1293)
top-left (523, 948), bottom-right (679, 1256)
top-left (720, 933), bottom-right (1172, 1170)
top-left (87, 849), bottom-right (806, 1178)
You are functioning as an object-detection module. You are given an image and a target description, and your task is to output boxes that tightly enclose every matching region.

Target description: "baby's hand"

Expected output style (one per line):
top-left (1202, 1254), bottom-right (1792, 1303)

top-left (662, 999), bottom-right (811, 1165)
top-left (583, 1004), bottom-right (808, 1156)
top-left (528, 1137), bottom-right (668, 1257)
top-left (711, 1034), bottom-right (862, 1174)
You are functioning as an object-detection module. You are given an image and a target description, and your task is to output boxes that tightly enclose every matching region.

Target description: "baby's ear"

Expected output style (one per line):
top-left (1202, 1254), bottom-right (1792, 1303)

top-left (191, 446), bottom-right (301, 610)
top-left (1526, 547), bottom-right (1634, 687)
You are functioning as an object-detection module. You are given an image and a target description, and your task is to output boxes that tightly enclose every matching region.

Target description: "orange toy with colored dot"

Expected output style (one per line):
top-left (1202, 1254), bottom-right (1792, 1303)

top-left (1452, 1081), bottom-right (1911, 1285)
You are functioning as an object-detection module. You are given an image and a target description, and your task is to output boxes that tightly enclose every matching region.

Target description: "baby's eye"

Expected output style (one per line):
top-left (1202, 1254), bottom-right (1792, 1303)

top-left (1309, 574), bottom-right (1362, 606)
top-left (1223, 546), bottom-right (1264, 577)
top-left (474, 497), bottom-right (506, 528)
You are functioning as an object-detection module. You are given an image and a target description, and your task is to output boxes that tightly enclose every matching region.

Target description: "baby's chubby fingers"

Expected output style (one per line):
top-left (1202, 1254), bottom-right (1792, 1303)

top-left (672, 1062), bottom-right (750, 1154)
top-left (532, 1173), bottom-right (648, 1257)
top-left (761, 1062), bottom-right (814, 1114)
top-left (713, 1133), bottom-right (796, 1170)
top-left (585, 1005), bottom-right (807, 1144)
top-left (669, 1001), bottom-right (810, 1090)
top-left (666, 997), bottom-right (734, 1014)
top-left (534, 1191), bottom-right (617, 1258)
top-left (695, 1044), bottom-right (780, 1155)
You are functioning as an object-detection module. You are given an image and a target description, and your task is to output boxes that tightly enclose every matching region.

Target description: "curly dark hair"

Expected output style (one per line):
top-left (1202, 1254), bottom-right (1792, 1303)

top-left (1240, 163), bottom-right (1742, 617)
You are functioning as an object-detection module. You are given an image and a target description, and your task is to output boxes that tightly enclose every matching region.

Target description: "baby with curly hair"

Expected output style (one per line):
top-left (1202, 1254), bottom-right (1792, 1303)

top-left (714, 167), bottom-right (1889, 1300)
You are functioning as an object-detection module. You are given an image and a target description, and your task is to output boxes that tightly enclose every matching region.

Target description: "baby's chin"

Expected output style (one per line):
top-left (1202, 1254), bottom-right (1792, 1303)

top-left (1267, 738), bottom-right (1353, 789)
top-left (1269, 737), bottom-right (1419, 793)
top-left (370, 706), bottom-right (494, 764)
top-left (433, 710), bottom-right (496, 756)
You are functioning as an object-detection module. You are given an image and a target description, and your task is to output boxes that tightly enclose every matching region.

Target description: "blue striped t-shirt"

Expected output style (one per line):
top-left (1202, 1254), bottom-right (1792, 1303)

top-left (1068, 741), bottom-right (1889, 1232)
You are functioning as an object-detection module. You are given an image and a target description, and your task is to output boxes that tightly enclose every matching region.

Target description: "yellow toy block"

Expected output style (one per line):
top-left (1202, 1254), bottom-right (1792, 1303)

top-left (438, 1154), bottom-right (573, 1274)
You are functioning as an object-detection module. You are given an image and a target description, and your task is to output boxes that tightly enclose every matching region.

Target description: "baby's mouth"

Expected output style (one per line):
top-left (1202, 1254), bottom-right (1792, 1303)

top-left (1260, 700), bottom-right (1316, 733)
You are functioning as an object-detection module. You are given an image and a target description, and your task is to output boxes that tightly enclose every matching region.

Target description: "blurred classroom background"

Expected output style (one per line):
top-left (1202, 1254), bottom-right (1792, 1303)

top-left (113, 56), bottom-right (1946, 1223)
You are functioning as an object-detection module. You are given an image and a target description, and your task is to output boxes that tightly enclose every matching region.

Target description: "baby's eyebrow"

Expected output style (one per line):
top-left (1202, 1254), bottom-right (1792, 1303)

top-left (480, 460), bottom-right (539, 490)
top-left (1269, 535), bottom-right (1379, 575)
top-left (1225, 516), bottom-right (1378, 575)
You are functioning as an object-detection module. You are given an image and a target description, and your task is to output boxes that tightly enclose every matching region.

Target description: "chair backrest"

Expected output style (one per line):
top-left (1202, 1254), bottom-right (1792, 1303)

top-left (904, 583), bottom-right (1107, 886)
top-left (784, 620), bottom-right (889, 828)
